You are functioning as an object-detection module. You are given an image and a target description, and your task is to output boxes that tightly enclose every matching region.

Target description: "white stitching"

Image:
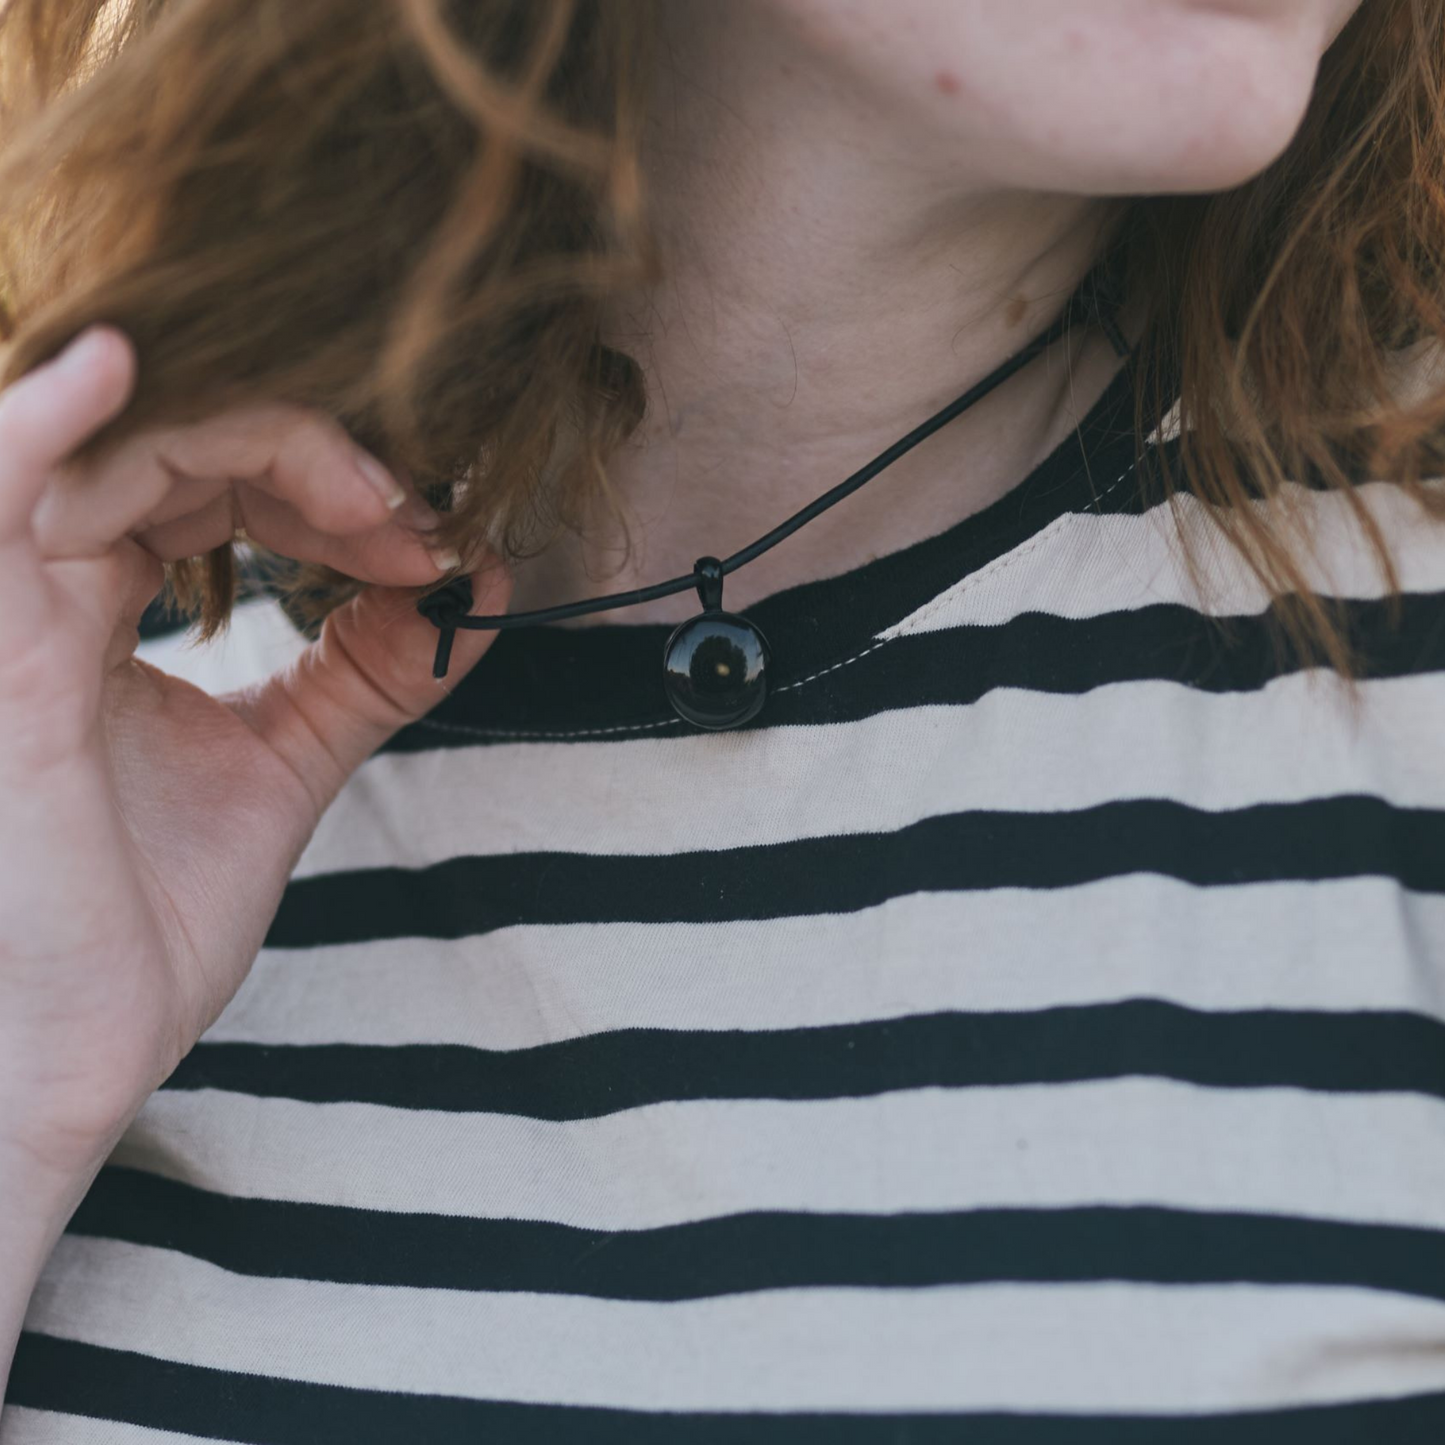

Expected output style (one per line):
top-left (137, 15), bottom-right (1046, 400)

top-left (879, 509), bottom-right (1080, 641)
top-left (883, 458), bottom-right (1140, 639)
top-left (414, 713), bottom-right (685, 742)
top-left (411, 455), bottom-right (1144, 741)
top-left (782, 456), bottom-right (1142, 687)
top-left (774, 637), bottom-right (891, 694)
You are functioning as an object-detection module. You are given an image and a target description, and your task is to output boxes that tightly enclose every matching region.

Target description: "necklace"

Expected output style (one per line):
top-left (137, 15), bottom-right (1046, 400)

top-left (418, 254), bottom-right (1133, 731)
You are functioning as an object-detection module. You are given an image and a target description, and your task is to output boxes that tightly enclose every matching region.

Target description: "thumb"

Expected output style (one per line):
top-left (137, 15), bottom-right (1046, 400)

top-left (243, 554), bottom-right (513, 816)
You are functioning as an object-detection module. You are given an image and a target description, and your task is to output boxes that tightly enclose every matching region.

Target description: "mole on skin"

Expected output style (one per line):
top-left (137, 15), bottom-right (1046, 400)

top-left (934, 69), bottom-right (961, 96)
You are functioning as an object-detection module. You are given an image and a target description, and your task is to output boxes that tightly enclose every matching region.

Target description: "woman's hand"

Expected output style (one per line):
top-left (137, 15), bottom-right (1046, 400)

top-left (0, 324), bottom-right (510, 1181)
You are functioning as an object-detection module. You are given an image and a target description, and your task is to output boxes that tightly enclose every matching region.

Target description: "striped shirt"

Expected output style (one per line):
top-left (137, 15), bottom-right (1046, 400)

top-left (8, 353), bottom-right (1445, 1441)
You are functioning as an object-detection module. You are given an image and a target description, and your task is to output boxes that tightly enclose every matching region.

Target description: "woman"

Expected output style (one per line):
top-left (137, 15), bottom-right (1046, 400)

top-left (2, 0), bottom-right (1444, 1437)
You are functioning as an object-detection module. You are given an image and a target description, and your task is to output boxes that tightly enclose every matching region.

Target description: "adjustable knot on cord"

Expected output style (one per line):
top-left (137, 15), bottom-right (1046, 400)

top-left (418, 575), bottom-right (474, 680)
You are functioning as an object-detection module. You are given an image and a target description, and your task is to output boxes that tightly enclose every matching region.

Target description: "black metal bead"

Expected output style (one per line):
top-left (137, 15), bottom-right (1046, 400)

top-left (416, 575), bottom-right (474, 627)
top-left (662, 609), bottom-right (771, 729)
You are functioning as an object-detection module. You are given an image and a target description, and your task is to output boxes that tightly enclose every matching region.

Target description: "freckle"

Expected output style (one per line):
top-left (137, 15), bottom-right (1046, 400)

top-left (1004, 296), bottom-right (1027, 327)
top-left (934, 69), bottom-right (961, 96)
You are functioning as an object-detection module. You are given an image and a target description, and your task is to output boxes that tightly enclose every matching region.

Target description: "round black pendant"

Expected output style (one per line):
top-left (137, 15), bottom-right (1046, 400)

top-left (663, 607), bottom-right (771, 729)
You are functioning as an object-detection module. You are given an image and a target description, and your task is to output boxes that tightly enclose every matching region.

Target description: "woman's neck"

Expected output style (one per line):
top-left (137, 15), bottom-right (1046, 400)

top-left (505, 0), bottom-right (1140, 626)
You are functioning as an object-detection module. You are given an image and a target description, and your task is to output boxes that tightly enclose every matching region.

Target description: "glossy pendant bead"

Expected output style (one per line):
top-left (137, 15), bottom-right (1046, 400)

top-left (663, 609), bottom-right (771, 729)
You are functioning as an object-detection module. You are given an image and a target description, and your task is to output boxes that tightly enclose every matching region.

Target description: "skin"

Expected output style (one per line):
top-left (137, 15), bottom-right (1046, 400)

top-left (0, 0), bottom-right (1364, 1410)
top-left (0, 336), bottom-right (514, 1398)
top-left (506, 0), bottom-right (1364, 623)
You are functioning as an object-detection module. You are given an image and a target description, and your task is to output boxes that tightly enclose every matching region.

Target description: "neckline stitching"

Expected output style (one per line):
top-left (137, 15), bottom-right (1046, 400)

top-left (408, 453), bottom-right (1148, 743)
top-left (413, 711), bottom-right (687, 743)
top-left (876, 453), bottom-right (1144, 645)
top-left (411, 358), bottom-right (1164, 743)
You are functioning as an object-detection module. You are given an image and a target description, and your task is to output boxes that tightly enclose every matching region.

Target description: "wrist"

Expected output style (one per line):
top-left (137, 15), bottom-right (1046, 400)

top-left (0, 1076), bottom-right (141, 1208)
top-left (0, 1131), bottom-right (114, 1400)
top-left (0, 1018), bottom-right (168, 1188)
top-left (0, 1137), bottom-right (105, 1247)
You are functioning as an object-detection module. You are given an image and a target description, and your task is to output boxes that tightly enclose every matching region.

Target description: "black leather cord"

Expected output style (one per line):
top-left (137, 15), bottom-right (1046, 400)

top-left (418, 251), bottom-right (1135, 681)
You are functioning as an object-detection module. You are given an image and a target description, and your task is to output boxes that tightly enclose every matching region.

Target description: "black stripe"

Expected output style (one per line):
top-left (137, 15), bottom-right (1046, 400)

top-left (388, 585), bottom-right (1445, 749)
top-left (66, 1166), bottom-right (1445, 1306)
top-left (383, 389), bottom-right (1157, 745)
top-left (781, 588), bottom-right (1445, 729)
top-left (162, 1001), bottom-right (1445, 1118)
top-left (266, 795), bottom-right (1445, 948)
top-left (11, 1334), bottom-right (1445, 1444)
top-left (137, 595), bottom-right (191, 641)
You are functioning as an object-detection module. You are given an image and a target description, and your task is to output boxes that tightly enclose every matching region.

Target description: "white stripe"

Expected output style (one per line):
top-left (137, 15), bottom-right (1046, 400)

top-left (206, 875), bottom-right (1445, 1050)
top-left (136, 481), bottom-right (1445, 718)
top-left (114, 1079), bottom-right (1445, 1235)
top-left (25, 1239), bottom-right (1445, 1413)
top-left (135, 596), bottom-right (306, 695)
top-left (294, 669), bottom-right (1445, 875)
top-left (878, 476), bottom-right (1445, 637)
top-left (0, 1408), bottom-right (207, 1444)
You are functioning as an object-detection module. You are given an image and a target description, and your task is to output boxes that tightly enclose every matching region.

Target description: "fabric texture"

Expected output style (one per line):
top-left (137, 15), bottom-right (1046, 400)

top-left (9, 351), bottom-right (1445, 1441)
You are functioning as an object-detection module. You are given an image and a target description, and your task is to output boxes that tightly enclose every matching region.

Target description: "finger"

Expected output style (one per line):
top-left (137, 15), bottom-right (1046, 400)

top-left (46, 540), bottom-right (166, 643)
top-left (46, 542), bottom-right (165, 673)
top-left (31, 440), bottom-right (219, 559)
top-left (0, 327), bottom-right (136, 549)
top-left (235, 555), bottom-right (512, 817)
top-left (33, 404), bottom-right (409, 558)
top-left (25, 541), bottom-right (166, 681)
top-left (234, 485), bottom-right (460, 586)
top-left (101, 547), bottom-right (168, 672)
top-left (128, 490), bottom-right (235, 562)
top-left (156, 405), bottom-right (411, 537)
top-left (0, 328), bottom-right (137, 652)
top-left (129, 486), bottom-right (460, 588)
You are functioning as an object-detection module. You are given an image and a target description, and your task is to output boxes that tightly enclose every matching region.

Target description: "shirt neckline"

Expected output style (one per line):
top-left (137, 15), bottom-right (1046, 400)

top-left (419, 346), bottom-right (1163, 740)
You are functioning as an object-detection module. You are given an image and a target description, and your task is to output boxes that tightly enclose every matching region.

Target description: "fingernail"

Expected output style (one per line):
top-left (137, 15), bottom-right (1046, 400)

top-left (426, 545), bottom-right (462, 573)
top-left (57, 326), bottom-right (109, 373)
top-left (354, 450), bottom-right (407, 510)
